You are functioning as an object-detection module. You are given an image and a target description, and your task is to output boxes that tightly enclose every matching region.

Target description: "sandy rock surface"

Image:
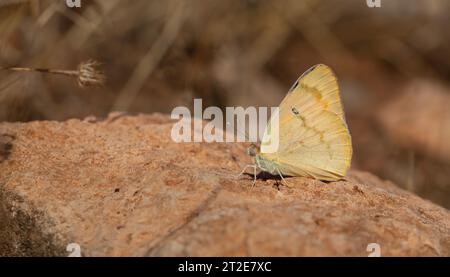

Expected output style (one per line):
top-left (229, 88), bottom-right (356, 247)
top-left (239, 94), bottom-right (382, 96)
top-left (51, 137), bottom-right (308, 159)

top-left (0, 113), bottom-right (449, 256)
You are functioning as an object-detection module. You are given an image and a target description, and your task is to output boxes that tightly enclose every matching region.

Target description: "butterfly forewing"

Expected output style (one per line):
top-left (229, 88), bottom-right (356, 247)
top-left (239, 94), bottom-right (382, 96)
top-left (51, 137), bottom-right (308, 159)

top-left (259, 64), bottom-right (352, 181)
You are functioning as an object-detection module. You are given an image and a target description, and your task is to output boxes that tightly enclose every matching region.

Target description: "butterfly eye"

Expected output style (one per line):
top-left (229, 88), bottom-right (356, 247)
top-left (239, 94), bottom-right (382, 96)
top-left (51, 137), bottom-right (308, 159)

top-left (247, 144), bottom-right (257, 157)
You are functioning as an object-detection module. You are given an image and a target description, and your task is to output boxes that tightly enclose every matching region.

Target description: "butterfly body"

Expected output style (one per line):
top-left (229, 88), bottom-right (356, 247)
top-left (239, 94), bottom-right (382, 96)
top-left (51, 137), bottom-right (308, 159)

top-left (255, 154), bottom-right (279, 176)
top-left (245, 64), bottom-right (352, 182)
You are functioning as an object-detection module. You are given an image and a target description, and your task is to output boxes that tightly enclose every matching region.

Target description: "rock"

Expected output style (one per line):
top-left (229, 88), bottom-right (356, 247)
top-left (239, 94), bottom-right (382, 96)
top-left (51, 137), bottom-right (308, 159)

top-left (0, 134), bottom-right (14, 163)
top-left (0, 113), bottom-right (449, 257)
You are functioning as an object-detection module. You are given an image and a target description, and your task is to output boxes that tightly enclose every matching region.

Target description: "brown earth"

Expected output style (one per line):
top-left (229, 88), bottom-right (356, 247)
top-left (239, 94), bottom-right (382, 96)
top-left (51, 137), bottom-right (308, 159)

top-left (0, 113), bottom-right (449, 256)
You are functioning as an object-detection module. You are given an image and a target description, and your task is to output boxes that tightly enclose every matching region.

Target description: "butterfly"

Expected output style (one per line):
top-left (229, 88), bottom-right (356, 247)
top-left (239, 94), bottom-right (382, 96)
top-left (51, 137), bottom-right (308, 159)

top-left (240, 64), bottom-right (352, 184)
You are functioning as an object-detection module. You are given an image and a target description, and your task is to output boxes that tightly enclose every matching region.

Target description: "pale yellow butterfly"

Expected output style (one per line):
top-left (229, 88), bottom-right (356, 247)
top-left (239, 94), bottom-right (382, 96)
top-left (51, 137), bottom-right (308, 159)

top-left (241, 64), bottom-right (352, 183)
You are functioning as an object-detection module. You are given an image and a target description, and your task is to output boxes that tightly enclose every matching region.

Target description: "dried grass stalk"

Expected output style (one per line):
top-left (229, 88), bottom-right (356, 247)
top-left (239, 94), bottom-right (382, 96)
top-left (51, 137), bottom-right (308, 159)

top-left (0, 60), bottom-right (106, 87)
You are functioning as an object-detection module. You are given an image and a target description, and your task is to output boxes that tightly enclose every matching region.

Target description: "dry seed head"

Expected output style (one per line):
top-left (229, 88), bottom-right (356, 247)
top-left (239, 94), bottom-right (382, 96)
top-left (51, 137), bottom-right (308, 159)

top-left (77, 60), bottom-right (106, 87)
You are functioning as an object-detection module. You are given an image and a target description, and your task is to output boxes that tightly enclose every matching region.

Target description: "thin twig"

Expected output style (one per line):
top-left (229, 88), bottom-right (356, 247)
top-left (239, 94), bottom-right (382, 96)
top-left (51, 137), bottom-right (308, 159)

top-left (0, 60), bottom-right (105, 87)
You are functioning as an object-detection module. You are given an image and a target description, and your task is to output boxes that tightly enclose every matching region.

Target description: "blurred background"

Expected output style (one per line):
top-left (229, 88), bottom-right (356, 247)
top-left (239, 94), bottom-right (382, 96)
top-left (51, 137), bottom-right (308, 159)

top-left (0, 0), bottom-right (449, 208)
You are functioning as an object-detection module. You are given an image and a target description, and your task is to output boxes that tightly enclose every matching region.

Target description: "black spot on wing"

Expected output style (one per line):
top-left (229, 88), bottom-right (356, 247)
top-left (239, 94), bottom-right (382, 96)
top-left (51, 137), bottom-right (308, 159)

top-left (291, 106), bottom-right (306, 124)
top-left (299, 64), bottom-right (320, 80)
top-left (288, 64), bottom-right (321, 93)
top-left (288, 79), bottom-right (299, 93)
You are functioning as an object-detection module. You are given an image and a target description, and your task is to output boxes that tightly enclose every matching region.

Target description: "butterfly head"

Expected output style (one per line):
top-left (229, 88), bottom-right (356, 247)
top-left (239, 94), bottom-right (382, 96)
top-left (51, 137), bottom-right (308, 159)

top-left (246, 143), bottom-right (259, 157)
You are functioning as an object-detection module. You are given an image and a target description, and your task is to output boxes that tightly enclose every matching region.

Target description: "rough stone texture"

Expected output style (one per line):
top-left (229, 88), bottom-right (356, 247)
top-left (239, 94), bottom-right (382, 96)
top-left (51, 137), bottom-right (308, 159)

top-left (0, 113), bottom-right (449, 257)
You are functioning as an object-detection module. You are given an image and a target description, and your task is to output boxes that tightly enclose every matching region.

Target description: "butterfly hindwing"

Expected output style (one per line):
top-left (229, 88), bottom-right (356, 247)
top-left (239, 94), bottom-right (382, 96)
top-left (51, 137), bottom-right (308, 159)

top-left (259, 64), bottom-right (352, 181)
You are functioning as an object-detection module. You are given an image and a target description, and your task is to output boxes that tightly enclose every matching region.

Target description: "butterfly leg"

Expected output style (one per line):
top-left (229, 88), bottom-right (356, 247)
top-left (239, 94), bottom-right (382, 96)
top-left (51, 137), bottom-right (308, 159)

top-left (252, 164), bottom-right (257, 187)
top-left (237, 164), bottom-right (256, 178)
top-left (276, 168), bottom-right (292, 188)
top-left (237, 164), bottom-right (258, 186)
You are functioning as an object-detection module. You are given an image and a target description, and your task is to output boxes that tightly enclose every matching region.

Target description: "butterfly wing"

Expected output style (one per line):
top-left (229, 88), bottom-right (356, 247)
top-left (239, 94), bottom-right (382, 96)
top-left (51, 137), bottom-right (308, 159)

top-left (259, 64), bottom-right (352, 181)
